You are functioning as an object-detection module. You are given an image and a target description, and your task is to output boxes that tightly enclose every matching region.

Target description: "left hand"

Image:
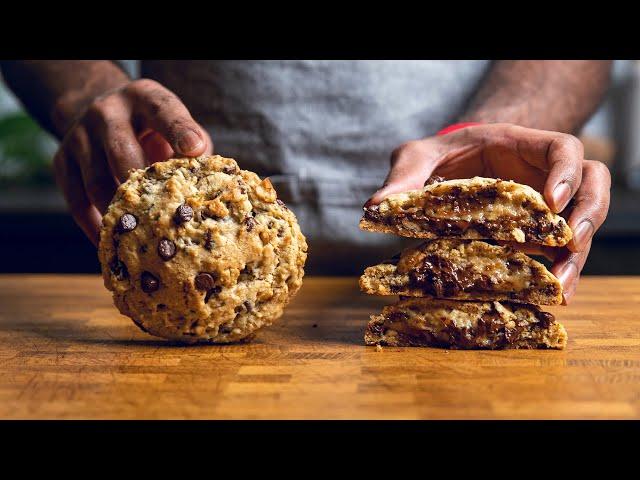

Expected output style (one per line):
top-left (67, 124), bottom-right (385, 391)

top-left (365, 123), bottom-right (612, 303)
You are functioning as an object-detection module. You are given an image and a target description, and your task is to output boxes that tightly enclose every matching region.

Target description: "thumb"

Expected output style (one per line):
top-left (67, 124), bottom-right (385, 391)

top-left (366, 141), bottom-right (438, 206)
top-left (140, 127), bottom-right (213, 165)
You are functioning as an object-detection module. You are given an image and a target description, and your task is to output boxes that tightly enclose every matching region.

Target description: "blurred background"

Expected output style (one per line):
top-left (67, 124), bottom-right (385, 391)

top-left (1, 60), bottom-right (639, 275)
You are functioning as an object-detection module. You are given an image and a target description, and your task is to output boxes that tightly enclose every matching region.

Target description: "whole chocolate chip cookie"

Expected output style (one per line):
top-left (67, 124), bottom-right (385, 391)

top-left (98, 155), bottom-right (308, 343)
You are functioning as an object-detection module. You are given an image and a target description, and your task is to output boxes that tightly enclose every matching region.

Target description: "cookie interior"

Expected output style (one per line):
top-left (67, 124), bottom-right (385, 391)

top-left (365, 297), bottom-right (567, 349)
top-left (360, 239), bottom-right (562, 305)
top-left (360, 177), bottom-right (572, 246)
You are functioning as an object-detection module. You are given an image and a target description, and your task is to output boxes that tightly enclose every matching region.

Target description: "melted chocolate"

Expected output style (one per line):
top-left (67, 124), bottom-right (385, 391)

top-left (363, 191), bottom-right (565, 242)
top-left (379, 302), bottom-right (556, 349)
top-left (407, 254), bottom-right (493, 297)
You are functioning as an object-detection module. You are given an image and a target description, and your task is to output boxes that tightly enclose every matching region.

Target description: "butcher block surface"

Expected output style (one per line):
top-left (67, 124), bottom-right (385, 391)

top-left (0, 274), bottom-right (638, 419)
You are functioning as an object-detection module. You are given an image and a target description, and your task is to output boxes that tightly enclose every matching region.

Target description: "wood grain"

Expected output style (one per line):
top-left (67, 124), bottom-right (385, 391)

top-left (0, 274), bottom-right (639, 419)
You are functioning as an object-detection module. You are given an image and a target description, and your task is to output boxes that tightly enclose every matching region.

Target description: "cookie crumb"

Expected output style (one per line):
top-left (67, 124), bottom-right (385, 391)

top-left (375, 344), bottom-right (383, 352)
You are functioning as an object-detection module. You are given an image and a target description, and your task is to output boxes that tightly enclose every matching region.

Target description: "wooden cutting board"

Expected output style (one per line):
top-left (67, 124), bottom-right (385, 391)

top-left (0, 274), bottom-right (638, 419)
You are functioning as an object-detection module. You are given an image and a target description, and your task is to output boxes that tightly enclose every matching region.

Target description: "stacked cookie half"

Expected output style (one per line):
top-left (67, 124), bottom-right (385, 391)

top-left (359, 177), bottom-right (571, 349)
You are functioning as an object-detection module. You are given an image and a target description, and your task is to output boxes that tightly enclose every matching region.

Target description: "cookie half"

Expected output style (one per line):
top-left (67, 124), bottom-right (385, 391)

top-left (365, 297), bottom-right (567, 349)
top-left (98, 155), bottom-right (307, 343)
top-left (360, 177), bottom-right (572, 246)
top-left (360, 239), bottom-right (562, 305)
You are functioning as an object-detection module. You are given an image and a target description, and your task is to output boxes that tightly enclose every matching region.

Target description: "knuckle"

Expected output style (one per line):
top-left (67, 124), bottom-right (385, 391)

top-left (127, 78), bottom-right (160, 94)
top-left (590, 159), bottom-right (612, 182)
top-left (401, 140), bottom-right (424, 156)
top-left (578, 195), bottom-right (610, 220)
top-left (86, 95), bottom-right (115, 119)
top-left (390, 142), bottom-right (412, 164)
top-left (498, 122), bottom-right (520, 138)
top-left (105, 138), bottom-right (138, 163)
top-left (557, 133), bottom-right (584, 154)
top-left (593, 198), bottom-right (611, 218)
top-left (498, 123), bottom-right (519, 136)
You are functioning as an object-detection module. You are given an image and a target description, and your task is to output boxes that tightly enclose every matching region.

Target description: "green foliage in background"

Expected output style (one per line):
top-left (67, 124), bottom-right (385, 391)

top-left (0, 112), bottom-right (57, 187)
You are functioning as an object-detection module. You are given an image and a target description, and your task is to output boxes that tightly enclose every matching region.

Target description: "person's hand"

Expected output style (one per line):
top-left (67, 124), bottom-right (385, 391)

top-left (366, 123), bottom-right (611, 303)
top-left (52, 78), bottom-right (213, 246)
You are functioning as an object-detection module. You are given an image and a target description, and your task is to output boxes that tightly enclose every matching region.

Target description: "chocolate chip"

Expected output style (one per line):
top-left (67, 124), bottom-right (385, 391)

top-left (387, 311), bottom-right (410, 324)
top-left (243, 300), bottom-right (253, 313)
top-left (141, 271), bottom-right (159, 293)
top-left (204, 231), bottom-right (215, 251)
top-left (244, 216), bottom-right (256, 232)
top-left (109, 258), bottom-right (128, 281)
top-left (537, 311), bottom-right (555, 328)
top-left (424, 175), bottom-right (445, 186)
top-left (174, 204), bottom-right (194, 224)
top-left (223, 165), bottom-right (238, 175)
top-left (158, 238), bottom-right (176, 261)
top-left (477, 187), bottom-right (498, 199)
top-left (204, 285), bottom-right (222, 303)
top-left (195, 272), bottom-right (216, 291)
top-left (118, 214), bottom-right (137, 232)
top-left (275, 198), bottom-right (288, 210)
top-left (219, 323), bottom-right (233, 334)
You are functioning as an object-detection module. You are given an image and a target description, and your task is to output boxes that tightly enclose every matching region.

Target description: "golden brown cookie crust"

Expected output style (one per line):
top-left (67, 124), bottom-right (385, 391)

top-left (98, 155), bottom-right (307, 343)
top-left (360, 239), bottom-right (563, 305)
top-left (365, 297), bottom-right (567, 349)
top-left (360, 177), bottom-right (572, 246)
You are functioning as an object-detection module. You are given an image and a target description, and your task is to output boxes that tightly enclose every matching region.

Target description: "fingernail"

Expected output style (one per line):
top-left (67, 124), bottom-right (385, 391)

top-left (364, 198), bottom-right (375, 208)
top-left (557, 261), bottom-right (577, 291)
top-left (551, 182), bottom-right (571, 212)
top-left (572, 220), bottom-right (594, 251)
top-left (177, 130), bottom-right (204, 154)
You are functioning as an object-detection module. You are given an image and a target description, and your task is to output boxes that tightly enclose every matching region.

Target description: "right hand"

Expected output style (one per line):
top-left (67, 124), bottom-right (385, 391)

top-left (53, 78), bottom-right (213, 246)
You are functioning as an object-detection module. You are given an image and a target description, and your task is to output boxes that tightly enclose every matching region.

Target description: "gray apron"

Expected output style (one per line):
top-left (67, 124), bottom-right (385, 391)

top-left (141, 60), bottom-right (492, 274)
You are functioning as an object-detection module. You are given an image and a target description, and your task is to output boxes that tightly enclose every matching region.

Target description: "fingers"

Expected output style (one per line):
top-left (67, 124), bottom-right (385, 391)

top-left (53, 150), bottom-right (102, 246)
top-left (492, 125), bottom-right (583, 212)
top-left (139, 130), bottom-right (175, 165)
top-left (543, 135), bottom-right (584, 213)
top-left (201, 128), bottom-right (214, 155)
top-left (125, 79), bottom-right (208, 157)
top-left (498, 126), bottom-right (584, 213)
top-left (367, 140), bottom-right (439, 205)
top-left (54, 79), bottom-right (209, 246)
top-left (93, 104), bottom-right (147, 182)
top-left (65, 126), bottom-right (117, 214)
top-left (552, 239), bottom-right (592, 304)
top-left (566, 160), bottom-right (611, 253)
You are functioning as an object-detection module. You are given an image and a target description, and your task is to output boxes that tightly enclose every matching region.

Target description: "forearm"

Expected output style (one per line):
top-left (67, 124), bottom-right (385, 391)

top-left (0, 60), bottom-right (130, 139)
top-left (459, 60), bottom-right (613, 133)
